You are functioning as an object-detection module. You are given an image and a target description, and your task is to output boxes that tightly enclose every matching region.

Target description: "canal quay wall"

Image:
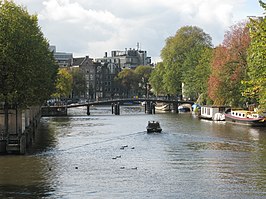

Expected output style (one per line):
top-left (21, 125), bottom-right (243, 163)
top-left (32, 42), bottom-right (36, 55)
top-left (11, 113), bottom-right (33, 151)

top-left (41, 106), bottom-right (67, 117)
top-left (0, 106), bottom-right (41, 154)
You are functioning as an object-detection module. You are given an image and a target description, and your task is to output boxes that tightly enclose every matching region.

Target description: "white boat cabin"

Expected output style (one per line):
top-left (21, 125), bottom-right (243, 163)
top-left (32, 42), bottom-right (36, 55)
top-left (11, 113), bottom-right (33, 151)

top-left (200, 105), bottom-right (231, 120)
top-left (231, 110), bottom-right (260, 119)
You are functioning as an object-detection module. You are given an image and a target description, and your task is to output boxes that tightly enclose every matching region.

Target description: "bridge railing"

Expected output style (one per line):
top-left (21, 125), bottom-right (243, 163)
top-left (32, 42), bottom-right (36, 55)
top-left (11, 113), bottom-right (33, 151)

top-left (65, 98), bottom-right (195, 108)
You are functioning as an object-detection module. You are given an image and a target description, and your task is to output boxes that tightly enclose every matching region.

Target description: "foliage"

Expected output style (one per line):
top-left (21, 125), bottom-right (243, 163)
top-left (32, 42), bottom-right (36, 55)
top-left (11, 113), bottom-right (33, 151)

top-left (134, 65), bottom-right (153, 83)
top-left (52, 69), bottom-right (73, 99)
top-left (149, 62), bottom-right (166, 96)
top-left (0, 0), bottom-right (58, 108)
top-left (115, 65), bottom-right (153, 97)
top-left (71, 68), bottom-right (87, 98)
top-left (208, 22), bottom-right (250, 106)
top-left (160, 26), bottom-right (213, 97)
top-left (242, 0), bottom-right (266, 110)
top-left (134, 65), bottom-right (153, 96)
top-left (115, 68), bottom-right (137, 97)
top-left (182, 47), bottom-right (213, 102)
top-left (208, 46), bottom-right (228, 105)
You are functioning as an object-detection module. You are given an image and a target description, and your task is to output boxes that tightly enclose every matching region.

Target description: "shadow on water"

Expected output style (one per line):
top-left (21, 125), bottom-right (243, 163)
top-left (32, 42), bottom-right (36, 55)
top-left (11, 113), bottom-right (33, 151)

top-left (0, 118), bottom-right (63, 198)
top-left (0, 184), bottom-right (55, 199)
top-left (27, 118), bottom-right (61, 155)
top-left (0, 152), bottom-right (59, 198)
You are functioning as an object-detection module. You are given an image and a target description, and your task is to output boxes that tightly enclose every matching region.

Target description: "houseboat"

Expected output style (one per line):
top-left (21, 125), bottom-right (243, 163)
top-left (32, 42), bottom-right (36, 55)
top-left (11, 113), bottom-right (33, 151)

top-left (200, 105), bottom-right (231, 121)
top-left (225, 110), bottom-right (266, 127)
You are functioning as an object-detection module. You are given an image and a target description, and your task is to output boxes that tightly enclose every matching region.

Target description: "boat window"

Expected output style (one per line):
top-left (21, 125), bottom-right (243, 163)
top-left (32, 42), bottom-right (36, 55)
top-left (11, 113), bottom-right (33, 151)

top-left (252, 114), bottom-right (259, 118)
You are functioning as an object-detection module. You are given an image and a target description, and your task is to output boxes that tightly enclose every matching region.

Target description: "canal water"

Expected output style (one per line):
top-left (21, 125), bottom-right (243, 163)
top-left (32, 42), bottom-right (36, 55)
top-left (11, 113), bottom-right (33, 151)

top-left (0, 105), bottom-right (266, 198)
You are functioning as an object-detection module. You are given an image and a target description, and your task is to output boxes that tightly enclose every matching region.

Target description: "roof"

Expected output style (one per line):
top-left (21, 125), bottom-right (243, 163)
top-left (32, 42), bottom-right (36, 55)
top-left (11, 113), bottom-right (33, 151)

top-left (72, 57), bottom-right (85, 66)
top-left (201, 105), bottom-right (231, 108)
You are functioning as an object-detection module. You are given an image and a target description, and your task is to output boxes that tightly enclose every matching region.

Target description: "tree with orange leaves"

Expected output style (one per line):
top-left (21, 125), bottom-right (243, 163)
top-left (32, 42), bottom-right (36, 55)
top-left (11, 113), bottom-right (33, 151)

top-left (208, 22), bottom-right (251, 106)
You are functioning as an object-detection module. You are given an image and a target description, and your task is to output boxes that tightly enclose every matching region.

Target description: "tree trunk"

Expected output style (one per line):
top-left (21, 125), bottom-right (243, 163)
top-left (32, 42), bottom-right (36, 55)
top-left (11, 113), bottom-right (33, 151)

top-left (4, 100), bottom-right (9, 137)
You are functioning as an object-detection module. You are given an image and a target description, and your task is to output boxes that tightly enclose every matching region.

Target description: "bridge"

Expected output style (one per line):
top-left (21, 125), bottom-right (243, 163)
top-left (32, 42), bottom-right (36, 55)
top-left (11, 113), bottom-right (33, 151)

top-left (1, 98), bottom-right (194, 154)
top-left (41, 98), bottom-right (195, 116)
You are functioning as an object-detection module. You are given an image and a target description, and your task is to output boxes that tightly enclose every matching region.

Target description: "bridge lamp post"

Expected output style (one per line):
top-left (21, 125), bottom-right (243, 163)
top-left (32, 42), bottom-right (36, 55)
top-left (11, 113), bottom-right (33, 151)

top-left (138, 82), bottom-right (142, 98)
top-left (146, 83), bottom-right (150, 99)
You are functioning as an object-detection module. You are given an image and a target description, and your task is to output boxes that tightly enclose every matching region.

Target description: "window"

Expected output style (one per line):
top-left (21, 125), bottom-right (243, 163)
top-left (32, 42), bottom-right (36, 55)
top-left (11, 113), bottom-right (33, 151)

top-left (207, 108), bottom-right (210, 115)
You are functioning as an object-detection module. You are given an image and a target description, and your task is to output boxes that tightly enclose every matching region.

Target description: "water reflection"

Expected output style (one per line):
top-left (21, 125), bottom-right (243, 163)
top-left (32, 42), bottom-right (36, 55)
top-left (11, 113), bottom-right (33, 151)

top-left (186, 141), bottom-right (255, 152)
top-left (0, 184), bottom-right (55, 198)
top-left (0, 155), bottom-right (58, 198)
top-left (0, 121), bottom-right (60, 198)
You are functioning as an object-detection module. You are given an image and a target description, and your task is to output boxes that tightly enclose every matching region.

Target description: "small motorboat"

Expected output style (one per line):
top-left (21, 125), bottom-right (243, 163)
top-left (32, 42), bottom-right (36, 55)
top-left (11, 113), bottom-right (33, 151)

top-left (146, 121), bottom-right (162, 133)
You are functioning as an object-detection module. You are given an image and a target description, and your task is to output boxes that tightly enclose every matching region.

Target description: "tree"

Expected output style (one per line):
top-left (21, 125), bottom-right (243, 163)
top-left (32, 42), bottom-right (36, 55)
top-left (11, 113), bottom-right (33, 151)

top-left (134, 65), bottom-right (153, 82)
top-left (161, 26), bottom-right (212, 97)
top-left (242, 0), bottom-right (266, 110)
top-left (71, 68), bottom-right (87, 98)
top-left (0, 0), bottom-right (57, 108)
top-left (183, 47), bottom-right (213, 103)
top-left (115, 69), bottom-right (137, 98)
top-left (134, 65), bottom-right (153, 97)
top-left (208, 46), bottom-right (229, 105)
top-left (52, 69), bottom-right (73, 99)
top-left (149, 62), bottom-right (166, 96)
top-left (208, 22), bottom-right (250, 106)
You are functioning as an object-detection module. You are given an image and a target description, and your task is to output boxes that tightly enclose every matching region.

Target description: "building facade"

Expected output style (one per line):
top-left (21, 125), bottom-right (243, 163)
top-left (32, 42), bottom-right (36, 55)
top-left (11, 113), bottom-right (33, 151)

top-left (71, 56), bottom-right (122, 100)
top-left (95, 48), bottom-right (151, 69)
top-left (50, 46), bottom-right (152, 101)
top-left (49, 45), bottom-right (73, 67)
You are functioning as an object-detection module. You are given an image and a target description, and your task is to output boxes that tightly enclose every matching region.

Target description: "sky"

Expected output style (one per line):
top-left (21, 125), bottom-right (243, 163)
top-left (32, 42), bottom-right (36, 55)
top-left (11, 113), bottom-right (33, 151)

top-left (14, 0), bottom-right (265, 62)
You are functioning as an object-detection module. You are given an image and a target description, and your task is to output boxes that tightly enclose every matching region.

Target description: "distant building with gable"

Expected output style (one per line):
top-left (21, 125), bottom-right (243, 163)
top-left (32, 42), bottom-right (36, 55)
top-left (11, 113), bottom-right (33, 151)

top-left (49, 45), bottom-right (152, 100)
top-left (71, 56), bottom-right (122, 100)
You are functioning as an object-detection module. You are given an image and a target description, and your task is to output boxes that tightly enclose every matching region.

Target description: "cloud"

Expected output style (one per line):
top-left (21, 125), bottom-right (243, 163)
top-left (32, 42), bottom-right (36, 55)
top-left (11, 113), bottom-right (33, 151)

top-left (13, 0), bottom-right (262, 62)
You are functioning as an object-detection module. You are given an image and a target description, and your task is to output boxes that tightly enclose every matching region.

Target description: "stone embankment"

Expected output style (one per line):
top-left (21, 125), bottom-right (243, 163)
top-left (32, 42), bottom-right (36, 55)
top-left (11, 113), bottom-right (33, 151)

top-left (0, 106), bottom-right (41, 154)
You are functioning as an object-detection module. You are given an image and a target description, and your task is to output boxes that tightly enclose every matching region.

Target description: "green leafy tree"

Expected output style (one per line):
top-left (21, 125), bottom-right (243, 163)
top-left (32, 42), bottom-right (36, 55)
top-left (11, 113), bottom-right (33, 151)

top-left (134, 65), bottom-right (153, 82)
top-left (71, 68), bottom-right (87, 98)
top-left (115, 69), bottom-right (137, 98)
top-left (52, 69), bottom-right (73, 99)
top-left (161, 26), bottom-right (212, 98)
top-left (134, 65), bottom-right (153, 97)
top-left (183, 47), bottom-right (213, 103)
top-left (149, 62), bottom-right (166, 96)
top-left (242, 0), bottom-right (266, 110)
top-left (0, 0), bottom-right (57, 108)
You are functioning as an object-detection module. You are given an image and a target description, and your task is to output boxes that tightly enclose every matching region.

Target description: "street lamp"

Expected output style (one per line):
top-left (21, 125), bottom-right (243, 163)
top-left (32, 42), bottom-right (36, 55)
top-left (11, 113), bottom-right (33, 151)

top-left (146, 83), bottom-right (150, 99)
